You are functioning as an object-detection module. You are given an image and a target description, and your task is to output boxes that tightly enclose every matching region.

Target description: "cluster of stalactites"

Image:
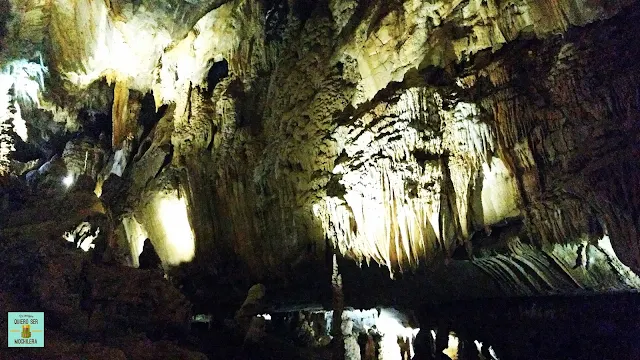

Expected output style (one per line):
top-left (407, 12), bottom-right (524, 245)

top-left (314, 87), bottom-right (506, 276)
top-left (314, 88), bottom-right (493, 273)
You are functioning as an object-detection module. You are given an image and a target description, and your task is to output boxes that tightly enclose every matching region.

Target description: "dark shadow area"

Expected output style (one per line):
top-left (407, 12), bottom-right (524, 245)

top-left (204, 59), bottom-right (229, 97)
top-left (416, 293), bottom-right (640, 360)
top-left (138, 92), bottom-right (167, 139)
top-left (77, 109), bottom-right (111, 140)
top-left (264, 0), bottom-right (288, 42)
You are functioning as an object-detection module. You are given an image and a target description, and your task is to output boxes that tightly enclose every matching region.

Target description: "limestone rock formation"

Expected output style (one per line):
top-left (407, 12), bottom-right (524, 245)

top-left (0, 181), bottom-right (202, 358)
top-left (1, 0), bottom-right (640, 352)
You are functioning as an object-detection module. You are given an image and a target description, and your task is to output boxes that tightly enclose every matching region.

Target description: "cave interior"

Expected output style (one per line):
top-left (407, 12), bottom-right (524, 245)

top-left (1, 0), bottom-right (640, 359)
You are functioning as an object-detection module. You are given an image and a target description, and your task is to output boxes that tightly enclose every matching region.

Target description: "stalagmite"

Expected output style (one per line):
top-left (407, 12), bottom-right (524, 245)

top-left (332, 254), bottom-right (345, 360)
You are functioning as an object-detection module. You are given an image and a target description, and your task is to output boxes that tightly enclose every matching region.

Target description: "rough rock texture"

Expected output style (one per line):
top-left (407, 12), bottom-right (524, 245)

top-left (145, 0), bottom-right (640, 299)
top-left (3, 0), bottom-right (640, 310)
top-left (0, 182), bottom-right (204, 359)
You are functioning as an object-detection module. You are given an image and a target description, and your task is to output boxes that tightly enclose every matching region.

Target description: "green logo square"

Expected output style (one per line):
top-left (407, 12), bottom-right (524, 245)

top-left (7, 312), bottom-right (44, 348)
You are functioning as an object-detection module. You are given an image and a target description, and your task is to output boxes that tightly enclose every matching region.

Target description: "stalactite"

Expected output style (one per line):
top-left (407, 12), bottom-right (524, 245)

top-left (313, 87), bottom-right (524, 274)
top-left (111, 80), bottom-right (131, 149)
top-left (315, 160), bottom-right (443, 276)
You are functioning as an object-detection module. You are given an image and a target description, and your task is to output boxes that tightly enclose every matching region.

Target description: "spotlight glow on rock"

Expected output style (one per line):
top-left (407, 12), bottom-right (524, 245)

top-left (63, 173), bottom-right (74, 188)
top-left (157, 194), bottom-right (196, 264)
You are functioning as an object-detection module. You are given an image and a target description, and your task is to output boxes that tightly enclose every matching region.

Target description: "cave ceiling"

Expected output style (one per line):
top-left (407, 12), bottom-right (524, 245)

top-left (2, 0), bottom-right (640, 306)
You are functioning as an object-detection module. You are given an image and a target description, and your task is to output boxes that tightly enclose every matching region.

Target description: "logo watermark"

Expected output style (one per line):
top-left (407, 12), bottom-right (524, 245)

top-left (7, 312), bottom-right (44, 347)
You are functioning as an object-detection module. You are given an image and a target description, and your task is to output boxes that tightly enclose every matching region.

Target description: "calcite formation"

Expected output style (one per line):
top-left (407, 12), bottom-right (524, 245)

top-left (2, 0), bottom-right (640, 305)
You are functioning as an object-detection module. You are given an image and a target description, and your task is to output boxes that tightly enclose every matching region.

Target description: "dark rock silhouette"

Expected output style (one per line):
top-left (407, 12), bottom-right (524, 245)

top-left (138, 238), bottom-right (163, 270)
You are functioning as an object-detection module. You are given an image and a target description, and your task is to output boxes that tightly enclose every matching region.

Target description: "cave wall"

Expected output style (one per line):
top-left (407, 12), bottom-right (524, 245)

top-left (146, 0), bottom-right (640, 284)
top-left (3, 0), bottom-right (640, 302)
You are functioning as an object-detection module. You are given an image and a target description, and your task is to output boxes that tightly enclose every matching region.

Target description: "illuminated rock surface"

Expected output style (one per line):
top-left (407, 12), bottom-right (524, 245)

top-left (1, 0), bottom-right (640, 358)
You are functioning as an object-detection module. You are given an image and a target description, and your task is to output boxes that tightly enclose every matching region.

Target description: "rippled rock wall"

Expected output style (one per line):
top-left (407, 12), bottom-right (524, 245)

top-left (3, 0), bottom-right (640, 306)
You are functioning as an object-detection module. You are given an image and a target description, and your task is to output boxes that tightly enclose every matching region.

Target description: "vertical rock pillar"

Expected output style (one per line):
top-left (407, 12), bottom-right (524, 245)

top-left (331, 254), bottom-right (345, 359)
top-left (112, 80), bottom-right (130, 149)
top-left (111, 80), bottom-right (140, 150)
